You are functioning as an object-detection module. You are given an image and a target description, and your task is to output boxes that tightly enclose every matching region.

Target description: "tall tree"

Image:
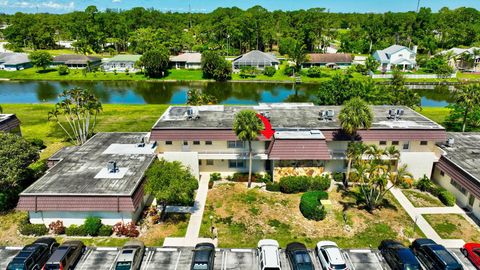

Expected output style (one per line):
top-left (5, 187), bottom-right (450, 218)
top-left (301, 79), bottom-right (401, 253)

top-left (233, 109), bottom-right (263, 188)
top-left (201, 51), bottom-right (232, 81)
top-left (29, 51), bottom-right (53, 71)
top-left (48, 88), bottom-right (102, 145)
top-left (139, 48), bottom-right (170, 78)
top-left (339, 97), bottom-right (374, 136)
top-left (345, 142), bottom-right (366, 188)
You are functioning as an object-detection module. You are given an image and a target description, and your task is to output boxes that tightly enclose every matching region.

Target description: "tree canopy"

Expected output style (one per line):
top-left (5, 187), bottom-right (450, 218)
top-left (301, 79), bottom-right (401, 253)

top-left (29, 51), bottom-right (53, 70)
top-left (139, 48), bottom-right (170, 78)
top-left (201, 51), bottom-right (232, 81)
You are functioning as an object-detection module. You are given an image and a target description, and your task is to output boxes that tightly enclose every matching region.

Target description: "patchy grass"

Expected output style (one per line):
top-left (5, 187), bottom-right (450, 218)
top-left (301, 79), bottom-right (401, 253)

top-left (457, 72), bottom-right (480, 81)
top-left (200, 183), bottom-right (423, 248)
top-left (402, 189), bottom-right (445, 207)
top-left (424, 214), bottom-right (480, 242)
top-left (139, 214), bottom-right (189, 246)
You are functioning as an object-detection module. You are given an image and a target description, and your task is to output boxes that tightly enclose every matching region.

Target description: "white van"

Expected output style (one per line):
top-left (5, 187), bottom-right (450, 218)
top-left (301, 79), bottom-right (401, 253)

top-left (258, 239), bottom-right (282, 270)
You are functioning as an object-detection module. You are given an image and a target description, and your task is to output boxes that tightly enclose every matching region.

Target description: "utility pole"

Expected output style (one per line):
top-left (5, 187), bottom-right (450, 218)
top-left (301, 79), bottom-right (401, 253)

top-left (416, 0), bottom-right (421, 12)
top-left (188, 0), bottom-right (192, 29)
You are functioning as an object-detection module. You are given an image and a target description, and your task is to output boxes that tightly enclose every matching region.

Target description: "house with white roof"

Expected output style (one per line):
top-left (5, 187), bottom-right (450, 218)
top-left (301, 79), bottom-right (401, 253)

top-left (373, 45), bottom-right (417, 72)
top-left (169, 52), bottom-right (202, 69)
top-left (0, 53), bottom-right (32, 71)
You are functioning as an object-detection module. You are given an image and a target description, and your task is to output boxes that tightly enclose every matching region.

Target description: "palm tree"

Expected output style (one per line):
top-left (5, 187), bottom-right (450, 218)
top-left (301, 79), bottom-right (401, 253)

top-left (233, 109), bottom-right (263, 188)
top-left (345, 142), bottom-right (366, 187)
top-left (453, 84), bottom-right (480, 132)
top-left (339, 97), bottom-right (373, 136)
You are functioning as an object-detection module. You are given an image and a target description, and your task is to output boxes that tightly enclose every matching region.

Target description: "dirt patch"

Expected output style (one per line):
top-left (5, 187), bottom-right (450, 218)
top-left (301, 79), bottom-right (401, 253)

top-left (424, 214), bottom-right (480, 242)
top-left (402, 189), bottom-right (444, 207)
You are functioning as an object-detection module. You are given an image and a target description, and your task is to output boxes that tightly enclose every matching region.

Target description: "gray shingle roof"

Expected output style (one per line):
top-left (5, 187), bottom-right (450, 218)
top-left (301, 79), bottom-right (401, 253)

top-left (0, 53), bottom-right (30, 65)
top-left (440, 132), bottom-right (480, 182)
top-left (53, 54), bottom-right (101, 65)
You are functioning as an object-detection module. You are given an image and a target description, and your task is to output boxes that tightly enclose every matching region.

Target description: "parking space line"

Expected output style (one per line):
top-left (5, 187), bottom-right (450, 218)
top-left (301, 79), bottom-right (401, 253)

top-left (108, 250), bottom-right (122, 270)
top-left (157, 247), bottom-right (177, 252)
top-left (230, 248), bottom-right (251, 253)
top-left (349, 249), bottom-right (372, 253)
top-left (141, 250), bottom-right (154, 270)
top-left (173, 250), bottom-right (182, 270)
top-left (97, 247), bottom-right (118, 251)
top-left (451, 252), bottom-right (468, 270)
top-left (5, 247), bottom-right (22, 250)
top-left (78, 249), bottom-right (93, 270)
top-left (343, 252), bottom-right (356, 270)
top-left (223, 250), bottom-right (228, 270)
top-left (374, 253), bottom-right (385, 270)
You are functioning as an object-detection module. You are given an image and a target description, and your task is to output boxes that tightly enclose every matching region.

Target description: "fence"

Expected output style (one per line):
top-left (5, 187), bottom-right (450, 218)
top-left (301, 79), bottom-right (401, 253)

top-left (371, 73), bottom-right (457, 79)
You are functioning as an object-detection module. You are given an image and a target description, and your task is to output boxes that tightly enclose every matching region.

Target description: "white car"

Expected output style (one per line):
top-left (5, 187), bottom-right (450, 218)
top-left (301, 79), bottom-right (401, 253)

top-left (315, 241), bottom-right (349, 270)
top-left (258, 239), bottom-right (282, 270)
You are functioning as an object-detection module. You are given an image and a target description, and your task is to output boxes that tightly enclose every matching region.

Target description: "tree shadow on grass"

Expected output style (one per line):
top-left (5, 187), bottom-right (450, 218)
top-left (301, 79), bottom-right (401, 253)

top-left (36, 68), bottom-right (57, 74)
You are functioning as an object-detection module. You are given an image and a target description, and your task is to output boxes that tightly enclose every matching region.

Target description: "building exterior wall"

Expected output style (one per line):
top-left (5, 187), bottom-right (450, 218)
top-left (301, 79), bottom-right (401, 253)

top-left (29, 210), bottom-right (136, 226)
top-left (103, 61), bottom-right (138, 72)
top-left (157, 140), bottom-right (267, 155)
top-left (199, 159), bottom-right (266, 176)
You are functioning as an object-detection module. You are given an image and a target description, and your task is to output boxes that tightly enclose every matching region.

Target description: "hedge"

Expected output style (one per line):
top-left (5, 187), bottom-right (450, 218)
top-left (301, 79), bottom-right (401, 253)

top-left (266, 182), bottom-right (280, 192)
top-left (279, 176), bottom-right (311, 193)
top-left (84, 216), bottom-right (102, 236)
top-left (65, 225), bottom-right (87, 236)
top-left (300, 191), bottom-right (328, 221)
top-left (98, 225), bottom-right (113, 236)
top-left (437, 188), bottom-right (456, 206)
top-left (19, 223), bottom-right (48, 236)
top-left (310, 175), bottom-right (331, 191)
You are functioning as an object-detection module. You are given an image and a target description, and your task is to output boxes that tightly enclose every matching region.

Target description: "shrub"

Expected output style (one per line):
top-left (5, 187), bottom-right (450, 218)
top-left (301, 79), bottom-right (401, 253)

top-left (332, 172), bottom-right (345, 182)
top-left (65, 224), bottom-right (87, 236)
top-left (19, 223), bottom-right (48, 236)
top-left (113, 222), bottom-right (139, 237)
top-left (48, 220), bottom-right (65, 235)
top-left (84, 217), bottom-right (102, 236)
top-left (260, 173), bottom-right (272, 183)
top-left (415, 175), bottom-right (433, 192)
top-left (437, 188), bottom-right (456, 206)
top-left (310, 175), bottom-right (331, 191)
top-left (300, 191), bottom-right (328, 221)
top-left (210, 172), bottom-right (221, 182)
top-left (231, 172), bottom-right (264, 182)
top-left (29, 138), bottom-right (46, 149)
top-left (239, 66), bottom-right (258, 78)
top-left (279, 176), bottom-right (311, 194)
top-left (306, 66), bottom-right (322, 78)
top-left (98, 225), bottom-right (113, 236)
top-left (284, 66), bottom-right (295, 76)
top-left (57, 65), bottom-right (69, 75)
top-left (266, 182), bottom-right (280, 192)
top-left (263, 66), bottom-right (276, 77)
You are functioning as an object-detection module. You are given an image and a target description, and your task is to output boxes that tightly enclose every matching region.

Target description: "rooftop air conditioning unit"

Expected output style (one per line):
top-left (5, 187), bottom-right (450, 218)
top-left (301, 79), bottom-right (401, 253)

top-left (446, 138), bottom-right (455, 147)
top-left (107, 161), bottom-right (118, 173)
top-left (137, 137), bottom-right (145, 148)
top-left (186, 107), bottom-right (200, 121)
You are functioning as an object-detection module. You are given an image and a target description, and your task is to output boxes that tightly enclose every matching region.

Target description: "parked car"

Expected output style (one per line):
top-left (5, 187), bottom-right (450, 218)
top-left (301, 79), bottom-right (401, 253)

top-left (258, 239), bottom-right (282, 270)
top-left (191, 243), bottom-right (215, 270)
top-left (285, 242), bottom-right (314, 270)
top-left (114, 240), bottom-right (145, 270)
top-left (461, 242), bottom-right (480, 268)
top-left (43, 240), bottom-right (85, 270)
top-left (7, 237), bottom-right (58, 270)
top-left (411, 238), bottom-right (463, 270)
top-left (315, 241), bottom-right (348, 270)
top-left (379, 239), bottom-right (421, 270)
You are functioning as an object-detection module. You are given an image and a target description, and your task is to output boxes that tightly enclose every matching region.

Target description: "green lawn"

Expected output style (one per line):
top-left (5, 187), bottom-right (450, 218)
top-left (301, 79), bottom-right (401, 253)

top-left (457, 72), bottom-right (480, 81)
top-left (416, 107), bottom-right (450, 126)
top-left (424, 214), bottom-right (480, 242)
top-left (402, 189), bottom-right (444, 207)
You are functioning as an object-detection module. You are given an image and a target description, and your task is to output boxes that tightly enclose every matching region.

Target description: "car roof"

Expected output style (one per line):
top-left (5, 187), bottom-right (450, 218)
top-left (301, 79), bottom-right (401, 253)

top-left (413, 238), bottom-right (437, 247)
top-left (261, 245), bottom-right (281, 267)
top-left (193, 248), bottom-right (213, 263)
top-left (287, 242), bottom-right (307, 251)
top-left (61, 240), bottom-right (84, 247)
top-left (397, 249), bottom-right (420, 264)
top-left (258, 239), bottom-right (279, 248)
top-left (428, 246), bottom-right (461, 266)
top-left (34, 237), bottom-right (56, 246)
top-left (322, 246), bottom-right (346, 265)
top-left (117, 247), bottom-right (138, 262)
top-left (47, 246), bottom-right (71, 262)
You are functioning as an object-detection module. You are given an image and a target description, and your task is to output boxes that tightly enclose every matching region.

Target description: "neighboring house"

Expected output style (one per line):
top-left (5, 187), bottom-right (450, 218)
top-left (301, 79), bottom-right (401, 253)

top-left (150, 103), bottom-right (446, 182)
top-left (433, 133), bottom-right (480, 219)
top-left (52, 54), bottom-right (101, 69)
top-left (440, 47), bottom-right (480, 71)
top-left (0, 53), bottom-right (32, 71)
top-left (0, 114), bottom-right (21, 135)
top-left (353, 55), bottom-right (367, 66)
top-left (169, 52), bottom-right (202, 69)
top-left (57, 40), bottom-right (75, 49)
top-left (302, 53), bottom-right (353, 69)
top-left (17, 133), bottom-right (156, 226)
top-left (0, 42), bottom-right (12, 53)
top-left (232, 50), bottom-right (280, 71)
top-left (103, 54), bottom-right (142, 72)
top-left (373, 45), bottom-right (417, 72)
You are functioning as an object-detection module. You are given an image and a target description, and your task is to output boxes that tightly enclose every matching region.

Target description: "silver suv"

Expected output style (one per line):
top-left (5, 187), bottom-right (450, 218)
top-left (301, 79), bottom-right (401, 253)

top-left (258, 239), bottom-right (282, 270)
top-left (114, 240), bottom-right (145, 270)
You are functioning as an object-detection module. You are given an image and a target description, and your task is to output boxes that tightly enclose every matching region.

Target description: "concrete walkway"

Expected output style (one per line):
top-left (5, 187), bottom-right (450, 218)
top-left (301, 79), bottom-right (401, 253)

top-left (389, 184), bottom-right (466, 248)
top-left (163, 173), bottom-right (217, 247)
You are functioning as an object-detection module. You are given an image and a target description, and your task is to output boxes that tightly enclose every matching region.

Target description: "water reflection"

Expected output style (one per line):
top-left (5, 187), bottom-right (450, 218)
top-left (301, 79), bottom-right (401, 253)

top-left (0, 81), bottom-right (452, 107)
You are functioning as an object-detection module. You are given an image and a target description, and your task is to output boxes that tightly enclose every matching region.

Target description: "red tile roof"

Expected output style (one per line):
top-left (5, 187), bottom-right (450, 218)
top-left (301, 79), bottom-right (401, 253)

top-left (269, 139), bottom-right (331, 160)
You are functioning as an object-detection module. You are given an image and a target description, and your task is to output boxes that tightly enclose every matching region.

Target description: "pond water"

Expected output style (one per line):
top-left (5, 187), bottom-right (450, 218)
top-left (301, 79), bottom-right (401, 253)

top-left (0, 81), bottom-right (454, 107)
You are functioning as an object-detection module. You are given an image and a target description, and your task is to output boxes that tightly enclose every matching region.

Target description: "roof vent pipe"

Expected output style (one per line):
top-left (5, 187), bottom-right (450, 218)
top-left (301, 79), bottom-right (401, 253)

top-left (446, 138), bottom-right (455, 147)
top-left (107, 161), bottom-right (118, 173)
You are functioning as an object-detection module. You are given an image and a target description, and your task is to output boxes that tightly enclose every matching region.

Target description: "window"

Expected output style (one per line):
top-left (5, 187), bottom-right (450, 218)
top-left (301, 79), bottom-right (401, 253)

top-left (450, 179), bottom-right (467, 195)
top-left (379, 141), bottom-right (387, 145)
top-left (403, 142), bottom-right (410, 150)
top-left (227, 141), bottom-right (244, 148)
top-left (183, 141), bottom-right (188, 145)
top-left (392, 141), bottom-right (399, 146)
top-left (440, 170), bottom-right (445, 176)
top-left (206, 160), bottom-right (214, 166)
top-left (199, 160), bottom-right (202, 166)
top-left (205, 141), bottom-right (213, 145)
top-left (228, 160), bottom-right (245, 168)
top-left (165, 141), bottom-right (172, 145)
top-left (193, 141), bottom-right (200, 145)
top-left (420, 141), bottom-right (428, 146)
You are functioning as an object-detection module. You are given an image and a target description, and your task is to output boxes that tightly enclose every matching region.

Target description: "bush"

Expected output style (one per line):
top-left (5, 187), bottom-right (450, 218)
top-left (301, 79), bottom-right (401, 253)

top-left (29, 138), bottom-right (46, 149)
top-left (266, 182), bottom-right (280, 192)
top-left (306, 66), bottom-right (322, 78)
top-left (415, 175), bottom-right (433, 192)
top-left (19, 223), bottom-right (48, 236)
top-left (231, 172), bottom-right (264, 183)
top-left (263, 66), bottom-right (276, 77)
top-left (260, 173), bottom-right (272, 183)
top-left (299, 191), bottom-right (328, 221)
top-left (239, 66), bottom-right (258, 78)
top-left (310, 175), bottom-right (331, 191)
top-left (279, 176), bottom-right (311, 194)
top-left (65, 224), bottom-right (87, 236)
top-left (98, 225), bottom-right (113, 236)
top-left (113, 222), bottom-right (139, 237)
top-left (332, 172), bottom-right (345, 182)
top-left (210, 172), bottom-right (221, 182)
top-left (57, 65), bottom-right (69, 75)
top-left (48, 220), bottom-right (65, 234)
top-left (84, 217), bottom-right (102, 236)
top-left (284, 66), bottom-right (295, 76)
top-left (437, 188), bottom-right (456, 206)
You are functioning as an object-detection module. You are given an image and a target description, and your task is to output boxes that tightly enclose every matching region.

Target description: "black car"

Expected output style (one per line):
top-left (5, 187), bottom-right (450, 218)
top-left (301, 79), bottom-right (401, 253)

top-left (44, 240), bottom-right (85, 270)
top-left (285, 242), bottom-right (314, 270)
top-left (411, 238), bottom-right (463, 270)
top-left (379, 239), bottom-right (421, 270)
top-left (7, 237), bottom-right (58, 270)
top-left (191, 243), bottom-right (215, 270)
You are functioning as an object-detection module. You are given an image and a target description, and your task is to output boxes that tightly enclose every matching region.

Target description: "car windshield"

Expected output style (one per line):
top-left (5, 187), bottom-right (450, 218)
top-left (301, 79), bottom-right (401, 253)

top-left (115, 262), bottom-right (132, 270)
top-left (295, 252), bottom-right (312, 264)
top-left (6, 263), bottom-right (25, 270)
top-left (192, 263), bottom-right (209, 270)
top-left (332, 264), bottom-right (347, 269)
top-left (45, 264), bottom-right (61, 270)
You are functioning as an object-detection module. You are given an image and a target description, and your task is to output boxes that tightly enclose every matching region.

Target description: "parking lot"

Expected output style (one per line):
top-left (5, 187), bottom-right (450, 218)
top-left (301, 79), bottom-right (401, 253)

top-left (0, 246), bottom-right (478, 269)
